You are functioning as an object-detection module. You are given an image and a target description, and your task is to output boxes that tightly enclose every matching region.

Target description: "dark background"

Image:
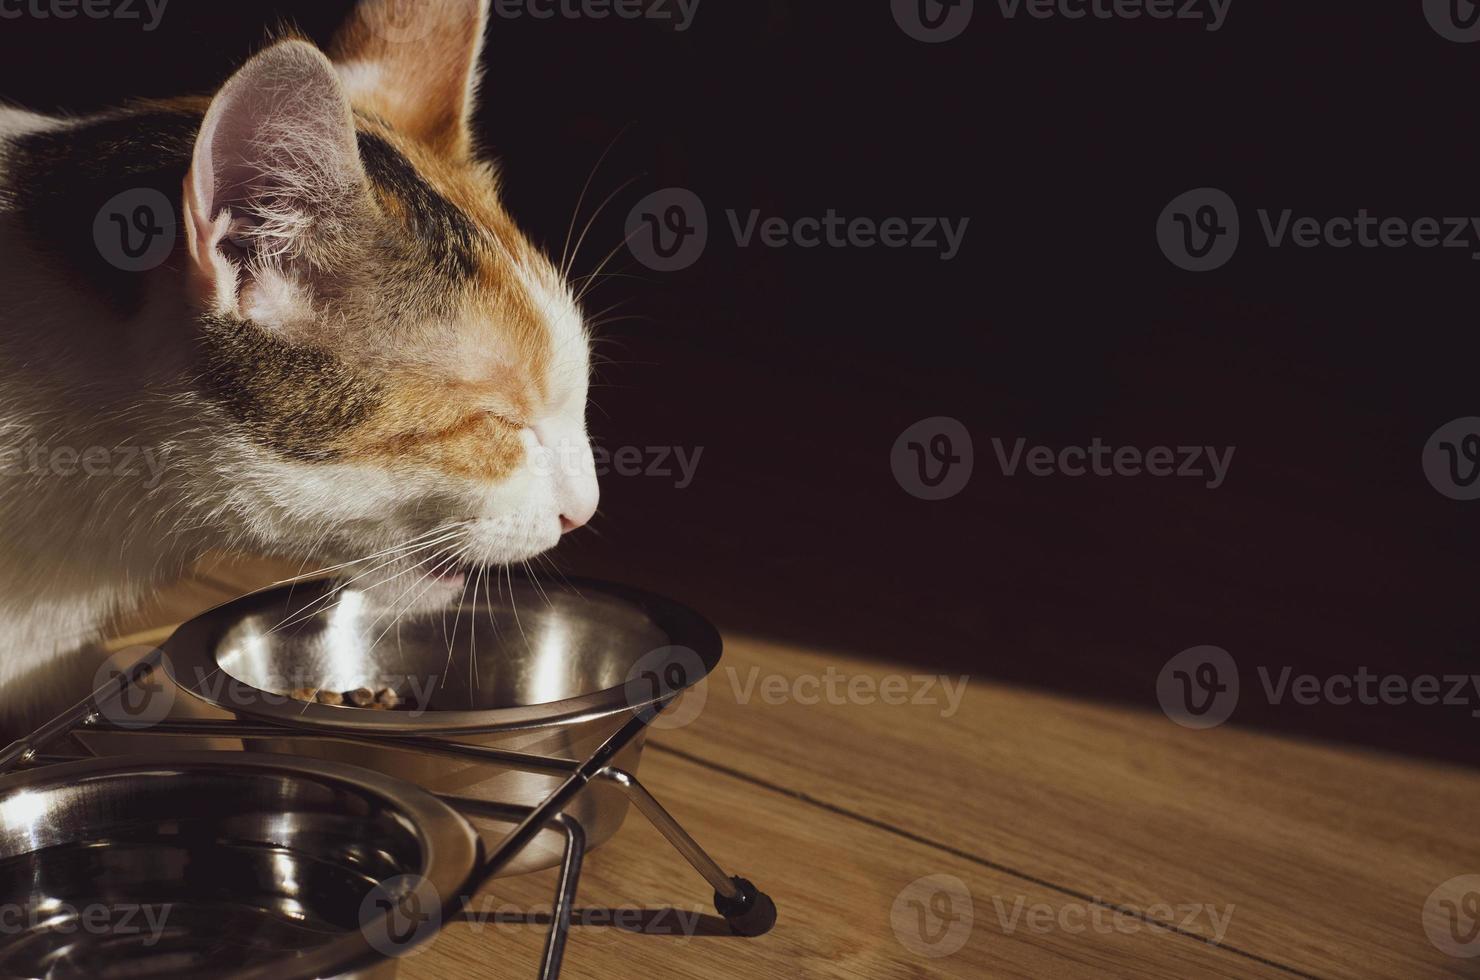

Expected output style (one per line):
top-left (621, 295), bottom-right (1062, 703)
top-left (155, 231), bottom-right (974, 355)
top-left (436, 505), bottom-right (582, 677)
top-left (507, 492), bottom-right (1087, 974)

top-left (2, 0), bottom-right (1477, 766)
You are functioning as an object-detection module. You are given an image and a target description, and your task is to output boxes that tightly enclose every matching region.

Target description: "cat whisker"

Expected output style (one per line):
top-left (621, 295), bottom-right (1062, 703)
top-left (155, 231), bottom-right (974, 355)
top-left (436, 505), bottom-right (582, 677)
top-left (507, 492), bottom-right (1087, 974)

top-left (443, 563), bottom-right (478, 694)
top-left (268, 523), bottom-right (467, 585)
top-left (267, 530), bottom-right (469, 636)
top-left (362, 547), bottom-right (470, 652)
top-left (560, 122), bottom-right (632, 280)
top-left (504, 564), bottom-right (530, 651)
top-left (573, 227), bottom-right (647, 308)
top-left (536, 551), bottom-right (582, 600)
top-left (521, 558), bottom-right (552, 608)
top-left (564, 173), bottom-right (642, 285)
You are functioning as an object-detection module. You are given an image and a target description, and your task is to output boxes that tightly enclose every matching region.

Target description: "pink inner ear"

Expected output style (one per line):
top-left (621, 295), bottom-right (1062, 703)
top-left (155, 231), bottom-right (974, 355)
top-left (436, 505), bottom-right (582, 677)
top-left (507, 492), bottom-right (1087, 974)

top-left (184, 115), bottom-right (219, 251)
top-left (183, 117), bottom-right (232, 311)
top-left (182, 40), bottom-right (367, 311)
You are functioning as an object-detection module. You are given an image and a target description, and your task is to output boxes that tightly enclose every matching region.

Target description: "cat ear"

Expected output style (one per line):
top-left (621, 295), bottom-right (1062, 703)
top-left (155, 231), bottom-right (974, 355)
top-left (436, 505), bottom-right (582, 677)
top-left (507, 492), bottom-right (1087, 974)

top-left (330, 0), bottom-right (488, 158)
top-left (183, 40), bottom-right (367, 316)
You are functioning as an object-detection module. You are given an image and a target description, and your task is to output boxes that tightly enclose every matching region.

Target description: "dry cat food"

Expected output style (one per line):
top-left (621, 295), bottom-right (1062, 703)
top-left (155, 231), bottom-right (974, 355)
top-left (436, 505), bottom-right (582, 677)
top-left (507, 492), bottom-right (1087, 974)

top-left (287, 687), bottom-right (417, 710)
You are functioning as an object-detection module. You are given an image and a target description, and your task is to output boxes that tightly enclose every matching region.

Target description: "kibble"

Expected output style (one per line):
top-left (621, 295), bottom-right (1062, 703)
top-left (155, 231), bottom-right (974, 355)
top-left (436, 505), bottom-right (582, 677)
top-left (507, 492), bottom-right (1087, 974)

top-left (287, 686), bottom-right (419, 710)
top-left (346, 688), bottom-right (377, 708)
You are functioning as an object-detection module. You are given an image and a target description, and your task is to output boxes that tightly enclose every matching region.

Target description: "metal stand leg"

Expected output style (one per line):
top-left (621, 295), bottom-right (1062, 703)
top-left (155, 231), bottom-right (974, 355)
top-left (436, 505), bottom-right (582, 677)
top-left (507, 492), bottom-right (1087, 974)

top-left (598, 767), bottom-right (776, 937)
top-left (541, 816), bottom-right (585, 980)
top-left (0, 651), bottom-right (160, 774)
top-left (438, 797), bottom-right (588, 980)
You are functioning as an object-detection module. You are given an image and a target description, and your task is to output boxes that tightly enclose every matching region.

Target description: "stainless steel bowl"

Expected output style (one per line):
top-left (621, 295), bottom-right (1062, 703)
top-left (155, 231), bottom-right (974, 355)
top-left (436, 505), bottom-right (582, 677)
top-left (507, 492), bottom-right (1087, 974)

top-left (0, 752), bottom-right (481, 980)
top-left (159, 575), bottom-right (722, 875)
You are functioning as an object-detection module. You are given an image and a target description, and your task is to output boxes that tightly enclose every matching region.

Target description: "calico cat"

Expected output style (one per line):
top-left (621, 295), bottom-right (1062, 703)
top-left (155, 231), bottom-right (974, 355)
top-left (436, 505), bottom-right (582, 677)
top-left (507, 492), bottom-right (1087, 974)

top-left (0, 0), bottom-right (599, 730)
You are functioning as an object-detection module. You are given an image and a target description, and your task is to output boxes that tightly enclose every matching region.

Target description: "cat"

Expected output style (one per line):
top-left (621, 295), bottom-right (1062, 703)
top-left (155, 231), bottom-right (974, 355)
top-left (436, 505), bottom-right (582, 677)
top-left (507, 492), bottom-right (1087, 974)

top-left (0, 0), bottom-right (600, 733)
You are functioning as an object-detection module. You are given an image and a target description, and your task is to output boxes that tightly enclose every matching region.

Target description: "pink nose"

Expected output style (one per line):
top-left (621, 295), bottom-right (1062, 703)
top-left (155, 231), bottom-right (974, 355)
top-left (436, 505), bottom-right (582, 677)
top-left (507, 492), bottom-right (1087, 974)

top-left (531, 420), bottom-right (600, 534)
top-left (559, 478), bottom-right (599, 532)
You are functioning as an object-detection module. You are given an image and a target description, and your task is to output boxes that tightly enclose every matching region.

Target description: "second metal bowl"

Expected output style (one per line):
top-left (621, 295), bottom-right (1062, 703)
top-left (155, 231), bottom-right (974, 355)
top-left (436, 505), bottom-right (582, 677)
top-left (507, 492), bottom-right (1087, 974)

top-left (0, 752), bottom-right (481, 979)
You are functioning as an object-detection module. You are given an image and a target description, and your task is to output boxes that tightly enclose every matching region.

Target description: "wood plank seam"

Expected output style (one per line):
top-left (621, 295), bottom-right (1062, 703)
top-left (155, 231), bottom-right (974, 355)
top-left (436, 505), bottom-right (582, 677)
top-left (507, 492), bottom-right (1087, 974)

top-left (649, 743), bottom-right (1327, 980)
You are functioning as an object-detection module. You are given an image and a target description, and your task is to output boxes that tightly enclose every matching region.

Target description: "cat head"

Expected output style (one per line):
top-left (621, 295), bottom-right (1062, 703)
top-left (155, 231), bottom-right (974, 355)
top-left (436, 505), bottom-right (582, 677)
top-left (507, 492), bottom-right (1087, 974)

top-left (181, 0), bottom-right (598, 600)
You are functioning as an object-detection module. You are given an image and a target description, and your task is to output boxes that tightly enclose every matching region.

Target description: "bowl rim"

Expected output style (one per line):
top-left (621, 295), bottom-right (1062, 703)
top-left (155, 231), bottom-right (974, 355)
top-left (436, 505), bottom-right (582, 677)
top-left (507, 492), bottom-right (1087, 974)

top-left (161, 573), bottom-right (723, 736)
top-left (0, 750), bottom-right (482, 980)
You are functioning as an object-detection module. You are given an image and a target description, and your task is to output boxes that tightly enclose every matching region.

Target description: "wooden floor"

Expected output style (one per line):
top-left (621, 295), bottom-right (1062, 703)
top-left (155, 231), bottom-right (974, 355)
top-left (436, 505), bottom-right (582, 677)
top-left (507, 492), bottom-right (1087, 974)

top-left (101, 559), bottom-right (1480, 980)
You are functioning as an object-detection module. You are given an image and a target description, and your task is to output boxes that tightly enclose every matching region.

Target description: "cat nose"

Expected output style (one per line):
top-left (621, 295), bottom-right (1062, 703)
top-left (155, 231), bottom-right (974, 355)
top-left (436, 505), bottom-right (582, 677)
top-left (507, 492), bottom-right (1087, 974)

top-left (531, 420), bottom-right (599, 533)
top-left (558, 471), bottom-right (599, 532)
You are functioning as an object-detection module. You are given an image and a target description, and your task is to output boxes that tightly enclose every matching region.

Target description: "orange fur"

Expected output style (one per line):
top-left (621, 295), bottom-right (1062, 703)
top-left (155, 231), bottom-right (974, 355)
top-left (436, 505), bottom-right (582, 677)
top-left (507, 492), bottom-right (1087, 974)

top-left (331, 0), bottom-right (487, 159)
